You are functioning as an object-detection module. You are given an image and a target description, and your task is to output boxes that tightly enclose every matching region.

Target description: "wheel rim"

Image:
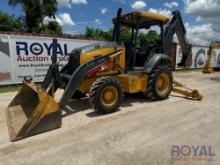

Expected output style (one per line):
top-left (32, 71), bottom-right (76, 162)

top-left (156, 73), bottom-right (170, 95)
top-left (100, 86), bottom-right (118, 107)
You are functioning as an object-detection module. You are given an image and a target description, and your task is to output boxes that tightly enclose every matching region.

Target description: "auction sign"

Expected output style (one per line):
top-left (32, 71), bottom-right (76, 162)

top-left (176, 44), bottom-right (220, 69)
top-left (0, 34), bottom-right (96, 85)
top-left (0, 34), bottom-right (11, 85)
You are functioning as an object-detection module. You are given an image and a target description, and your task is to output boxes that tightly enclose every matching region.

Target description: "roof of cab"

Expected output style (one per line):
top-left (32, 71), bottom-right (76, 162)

top-left (112, 11), bottom-right (169, 28)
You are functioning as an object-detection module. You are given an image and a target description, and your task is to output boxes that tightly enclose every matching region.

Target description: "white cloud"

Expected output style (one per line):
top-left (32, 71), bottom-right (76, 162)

top-left (183, 0), bottom-right (220, 24)
top-left (44, 12), bottom-right (75, 26)
top-left (95, 19), bottom-right (102, 25)
top-left (57, 0), bottom-right (88, 8)
top-left (100, 7), bottom-right (108, 14)
top-left (164, 1), bottom-right (178, 9)
top-left (57, 13), bottom-right (75, 26)
top-left (148, 8), bottom-right (171, 17)
top-left (184, 0), bottom-right (220, 16)
top-left (71, 0), bottom-right (88, 5)
top-left (184, 23), bottom-right (217, 45)
top-left (140, 26), bottom-right (160, 34)
top-left (57, 0), bottom-right (71, 8)
top-left (43, 17), bottom-right (55, 24)
top-left (183, 0), bottom-right (220, 25)
top-left (183, 0), bottom-right (220, 44)
top-left (131, 1), bottom-right (147, 10)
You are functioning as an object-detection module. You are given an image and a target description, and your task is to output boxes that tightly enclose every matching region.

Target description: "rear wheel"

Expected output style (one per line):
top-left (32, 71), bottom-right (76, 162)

top-left (145, 65), bottom-right (173, 100)
top-left (89, 77), bottom-right (124, 114)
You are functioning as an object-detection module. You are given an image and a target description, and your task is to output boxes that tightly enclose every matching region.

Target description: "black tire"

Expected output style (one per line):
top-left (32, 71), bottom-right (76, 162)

top-left (145, 65), bottom-right (173, 100)
top-left (71, 90), bottom-right (86, 99)
top-left (89, 76), bottom-right (124, 114)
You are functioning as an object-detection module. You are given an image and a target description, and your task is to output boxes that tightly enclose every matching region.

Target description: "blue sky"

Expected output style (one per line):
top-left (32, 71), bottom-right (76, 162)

top-left (1, 0), bottom-right (220, 45)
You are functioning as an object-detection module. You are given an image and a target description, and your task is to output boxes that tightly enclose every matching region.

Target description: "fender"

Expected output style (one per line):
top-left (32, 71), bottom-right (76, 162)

top-left (143, 54), bottom-right (172, 74)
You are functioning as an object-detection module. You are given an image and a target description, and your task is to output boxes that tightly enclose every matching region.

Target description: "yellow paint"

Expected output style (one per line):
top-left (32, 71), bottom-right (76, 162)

top-left (156, 73), bottom-right (170, 95)
top-left (77, 77), bottom-right (97, 93)
top-left (113, 11), bottom-right (169, 24)
top-left (6, 81), bottom-right (60, 141)
top-left (115, 74), bottom-right (148, 93)
top-left (100, 86), bottom-right (118, 107)
top-left (80, 47), bottom-right (126, 71)
top-left (78, 46), bottom-right (148, 94)
top-left (172, 80), bottom-right (203, 101)
top-left (78, 73), bottom-right (148, 94)
top-left (203, 41), bottom-right (220, 74)
top-left (134, 12), bottom-right (169, 22)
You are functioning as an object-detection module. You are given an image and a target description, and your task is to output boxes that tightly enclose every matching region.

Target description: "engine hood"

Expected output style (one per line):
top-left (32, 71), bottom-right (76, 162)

top-left (70, 41), bottom-right (120, 54)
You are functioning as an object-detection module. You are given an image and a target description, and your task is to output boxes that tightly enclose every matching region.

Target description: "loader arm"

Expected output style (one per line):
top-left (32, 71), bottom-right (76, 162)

top-left (42, 39), bottom-right (65, 91)
top-left (59, 50), bottom-right (123, 108)
top-left (163, 10), bottom-right (192, 67)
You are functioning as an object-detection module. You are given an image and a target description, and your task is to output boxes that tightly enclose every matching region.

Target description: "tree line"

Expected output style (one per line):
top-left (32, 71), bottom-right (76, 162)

top-left (0, 0), bottom-right (159, 42)
top-left (84, 26), bottom-right (159, 42)
top-left (1, 0), bottom-right (61, 35)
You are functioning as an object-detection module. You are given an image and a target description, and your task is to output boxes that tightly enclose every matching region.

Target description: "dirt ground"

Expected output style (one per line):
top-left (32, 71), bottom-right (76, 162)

top-left (0, 71), bottom-right (220, 165)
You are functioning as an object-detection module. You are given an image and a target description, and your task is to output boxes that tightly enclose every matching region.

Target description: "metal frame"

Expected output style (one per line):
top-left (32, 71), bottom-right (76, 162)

top-left (112, 8), bottom-right (193, 72)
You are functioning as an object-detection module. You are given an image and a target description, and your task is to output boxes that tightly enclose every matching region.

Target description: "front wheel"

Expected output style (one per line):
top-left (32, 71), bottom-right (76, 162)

top-left (89, 77), bottom-right (124, 114)
top-left (145, 65), bottom-right (173, 100)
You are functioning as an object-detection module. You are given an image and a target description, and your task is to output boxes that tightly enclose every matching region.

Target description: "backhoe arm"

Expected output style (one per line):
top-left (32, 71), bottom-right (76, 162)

top-left (172, 80), bottom-right (203, 100)
top-left (163, 10), bottom-right (192, 68)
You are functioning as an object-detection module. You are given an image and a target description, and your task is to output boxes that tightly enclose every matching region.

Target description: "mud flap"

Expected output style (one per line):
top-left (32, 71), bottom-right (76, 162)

top-left (5, 81), bottom-right (61, 142)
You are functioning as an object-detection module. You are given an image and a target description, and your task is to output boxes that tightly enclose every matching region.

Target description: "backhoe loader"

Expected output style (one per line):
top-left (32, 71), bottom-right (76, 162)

top-left (5, 8), bottom-right (202, 142)
top-left (203, 41), bottom-right (220, 74)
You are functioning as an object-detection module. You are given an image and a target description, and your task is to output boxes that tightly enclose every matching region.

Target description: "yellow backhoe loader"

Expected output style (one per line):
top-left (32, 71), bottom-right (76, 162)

top-left (203, 41), bottom-right (220, 74)
top-left (5, 8), bottom-right (202, 142)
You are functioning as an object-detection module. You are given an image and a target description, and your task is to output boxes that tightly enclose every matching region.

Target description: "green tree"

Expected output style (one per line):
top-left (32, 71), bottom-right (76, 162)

top-left (39, 21), bottom-right (62, 35)
top-left (85, 27), bottom-right (96, 38)
top-left (120, 27), bottom-right (131, 41)
top-left (8, 0), bottom-right (58, 33)
top-left (84, 26), bottom-right (159, 43)
top-left (85, 27), bottom-right (110, 40)
top-left (144, 30), bottom-right (159, 41)
top-left (0, 12), bottom-right (22, 32)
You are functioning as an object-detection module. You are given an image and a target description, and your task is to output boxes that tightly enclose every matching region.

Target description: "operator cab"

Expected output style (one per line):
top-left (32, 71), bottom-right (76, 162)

top-left (112, 9), bottom-right (169, 71)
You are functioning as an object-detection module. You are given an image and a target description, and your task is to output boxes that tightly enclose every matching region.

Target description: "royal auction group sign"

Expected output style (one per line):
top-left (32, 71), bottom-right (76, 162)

top-left (0, 34), bottom-right (95, 85)
top-left (0, 34), bottom-right (219, 85)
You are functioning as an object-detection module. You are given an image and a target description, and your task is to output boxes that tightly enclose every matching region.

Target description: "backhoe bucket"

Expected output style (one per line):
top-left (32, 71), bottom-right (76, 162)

top-left (5, 81), bottom-right (61, 142)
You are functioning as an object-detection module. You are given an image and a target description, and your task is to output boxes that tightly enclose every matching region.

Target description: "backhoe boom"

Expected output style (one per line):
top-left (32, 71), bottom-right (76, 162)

top-left (163, 11), bottom-right (192, 68)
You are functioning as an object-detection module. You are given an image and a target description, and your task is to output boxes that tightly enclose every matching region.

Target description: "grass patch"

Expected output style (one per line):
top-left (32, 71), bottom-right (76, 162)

top-left (0, 85), bottom-right (21, 94)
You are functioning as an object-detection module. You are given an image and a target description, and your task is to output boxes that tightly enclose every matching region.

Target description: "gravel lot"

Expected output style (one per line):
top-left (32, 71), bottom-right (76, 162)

top-left (0, 71), bottom-right (220, 165)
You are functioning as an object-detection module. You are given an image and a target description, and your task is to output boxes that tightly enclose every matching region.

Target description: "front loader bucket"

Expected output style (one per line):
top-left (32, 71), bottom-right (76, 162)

top-left (5, 81), bottom-right (61, 142)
